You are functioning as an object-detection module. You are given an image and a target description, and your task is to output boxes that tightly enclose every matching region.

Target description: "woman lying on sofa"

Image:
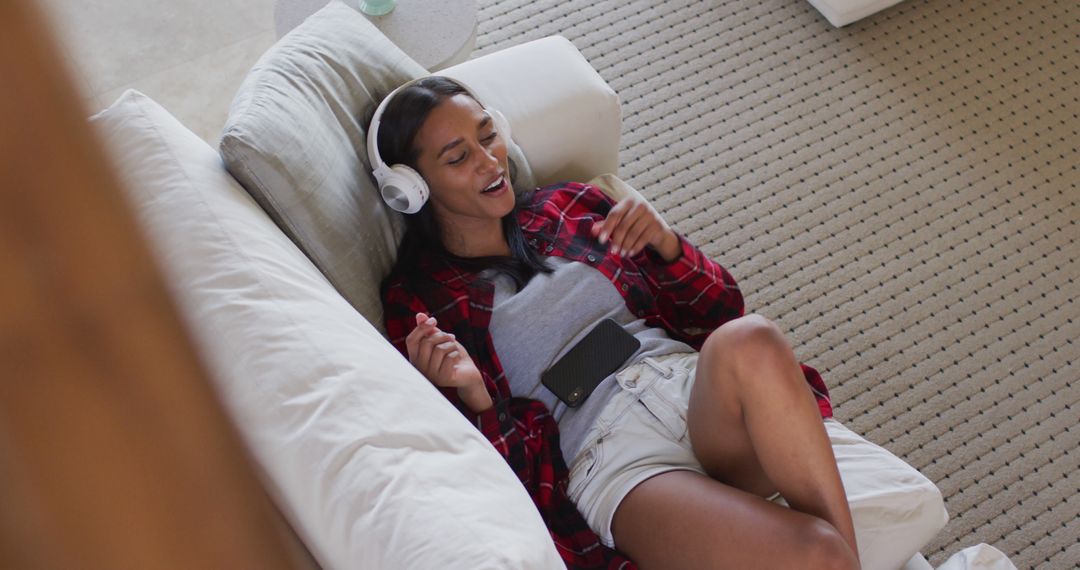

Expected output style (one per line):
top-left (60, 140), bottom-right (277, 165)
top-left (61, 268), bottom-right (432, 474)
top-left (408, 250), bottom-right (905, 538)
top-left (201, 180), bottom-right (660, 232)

top-left (377, 76), bottom-right (860, 570)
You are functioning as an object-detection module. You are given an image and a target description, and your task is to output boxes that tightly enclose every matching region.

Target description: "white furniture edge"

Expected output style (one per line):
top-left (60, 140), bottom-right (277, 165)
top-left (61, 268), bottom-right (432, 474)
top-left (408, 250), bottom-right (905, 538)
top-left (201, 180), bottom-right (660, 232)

top-left (92, 89), bottom-right (565, 570)
top-left (806, 0), bottom-right (907, 27)
top-left (441, 36), bottom-right (621, 186)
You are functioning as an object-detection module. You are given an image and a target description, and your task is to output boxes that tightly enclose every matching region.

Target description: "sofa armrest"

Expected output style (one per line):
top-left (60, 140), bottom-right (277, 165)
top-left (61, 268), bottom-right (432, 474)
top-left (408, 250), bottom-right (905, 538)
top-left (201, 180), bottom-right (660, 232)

top-left (441, 36), bottom-right (621, 187)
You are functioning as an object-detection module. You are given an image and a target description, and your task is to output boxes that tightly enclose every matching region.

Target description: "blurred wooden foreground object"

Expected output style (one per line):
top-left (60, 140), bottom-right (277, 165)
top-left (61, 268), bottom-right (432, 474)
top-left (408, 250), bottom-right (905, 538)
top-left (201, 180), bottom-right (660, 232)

top-left (0, 1), bottom-right (317, 568)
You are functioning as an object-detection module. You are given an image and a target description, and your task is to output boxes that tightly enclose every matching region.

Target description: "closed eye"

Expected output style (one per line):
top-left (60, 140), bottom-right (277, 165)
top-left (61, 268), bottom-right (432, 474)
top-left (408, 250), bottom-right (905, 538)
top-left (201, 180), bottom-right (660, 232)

top-left (447, 131), bottom-right (499, 166)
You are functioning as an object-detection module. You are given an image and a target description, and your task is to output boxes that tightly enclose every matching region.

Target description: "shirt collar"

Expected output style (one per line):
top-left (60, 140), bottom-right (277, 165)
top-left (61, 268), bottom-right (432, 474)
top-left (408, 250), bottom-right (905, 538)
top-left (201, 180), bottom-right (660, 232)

top-left (416, 206), bottom-right (552, 289)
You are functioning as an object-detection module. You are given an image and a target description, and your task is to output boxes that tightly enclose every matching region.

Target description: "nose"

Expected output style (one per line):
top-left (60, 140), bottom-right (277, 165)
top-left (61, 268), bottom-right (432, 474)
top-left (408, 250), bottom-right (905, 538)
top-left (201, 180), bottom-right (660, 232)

top-left (475, 141), bottom-right (499, 173)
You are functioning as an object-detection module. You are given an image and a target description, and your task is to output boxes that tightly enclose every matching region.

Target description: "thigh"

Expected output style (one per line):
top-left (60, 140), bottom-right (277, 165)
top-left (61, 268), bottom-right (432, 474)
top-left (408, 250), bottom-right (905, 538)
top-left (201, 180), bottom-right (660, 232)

top-left (686, 347), bottom-right (776, 497)
top-left (610, 470), bottom-right (854, 570)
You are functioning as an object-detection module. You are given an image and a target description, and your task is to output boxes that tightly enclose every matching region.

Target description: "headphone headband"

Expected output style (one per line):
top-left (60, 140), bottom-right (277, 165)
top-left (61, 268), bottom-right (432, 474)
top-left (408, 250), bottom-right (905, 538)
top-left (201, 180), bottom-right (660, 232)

top-left (365, 76), bottom-right (423, 189)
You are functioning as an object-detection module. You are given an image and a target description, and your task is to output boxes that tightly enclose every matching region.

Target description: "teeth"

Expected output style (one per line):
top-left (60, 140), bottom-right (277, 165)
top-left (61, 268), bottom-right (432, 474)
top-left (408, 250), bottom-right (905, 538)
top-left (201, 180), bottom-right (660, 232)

top-left (483, 176), bottom-right (503, 193)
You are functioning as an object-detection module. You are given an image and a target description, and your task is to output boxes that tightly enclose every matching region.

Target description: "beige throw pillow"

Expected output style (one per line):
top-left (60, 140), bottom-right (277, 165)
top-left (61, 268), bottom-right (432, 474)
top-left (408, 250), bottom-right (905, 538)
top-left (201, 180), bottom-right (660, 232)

top-left (219, 1), bottom-right (534, 333)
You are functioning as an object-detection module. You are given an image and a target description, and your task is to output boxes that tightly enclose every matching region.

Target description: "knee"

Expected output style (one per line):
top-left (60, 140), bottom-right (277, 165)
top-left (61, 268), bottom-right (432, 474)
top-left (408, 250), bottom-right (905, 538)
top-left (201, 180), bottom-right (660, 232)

top-left (704, 314), bottom-right (789, 368)
top-left (794, 518), bottom-right (861, 570)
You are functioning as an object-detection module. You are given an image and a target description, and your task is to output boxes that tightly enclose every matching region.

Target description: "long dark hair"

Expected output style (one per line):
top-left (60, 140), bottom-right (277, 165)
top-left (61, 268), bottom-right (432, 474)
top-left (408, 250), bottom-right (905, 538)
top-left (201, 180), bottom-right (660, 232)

top-left (373, 76), bottom-right (552, 292)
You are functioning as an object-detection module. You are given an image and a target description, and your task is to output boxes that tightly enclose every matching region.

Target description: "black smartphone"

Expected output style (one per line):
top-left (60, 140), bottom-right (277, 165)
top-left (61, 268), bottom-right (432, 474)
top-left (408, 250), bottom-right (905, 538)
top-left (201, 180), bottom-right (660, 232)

top-left (541, 318), bottom-right (641, 408)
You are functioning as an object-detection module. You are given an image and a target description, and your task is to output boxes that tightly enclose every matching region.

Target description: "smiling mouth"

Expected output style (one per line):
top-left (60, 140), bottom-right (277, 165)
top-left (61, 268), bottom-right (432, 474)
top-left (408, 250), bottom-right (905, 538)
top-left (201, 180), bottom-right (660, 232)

top-left (481, 175), bottom-right (507, 194)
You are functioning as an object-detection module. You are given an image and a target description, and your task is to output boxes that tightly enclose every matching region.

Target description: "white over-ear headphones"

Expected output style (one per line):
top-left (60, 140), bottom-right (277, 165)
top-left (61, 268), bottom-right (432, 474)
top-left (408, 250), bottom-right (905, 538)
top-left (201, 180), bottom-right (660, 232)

top-left (367, 76), bottom-right (512, 214)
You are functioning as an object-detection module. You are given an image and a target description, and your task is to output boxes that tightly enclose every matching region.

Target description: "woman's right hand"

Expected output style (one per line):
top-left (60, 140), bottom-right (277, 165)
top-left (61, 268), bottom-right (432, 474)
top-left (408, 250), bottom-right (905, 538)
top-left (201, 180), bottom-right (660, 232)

top-left (406, 312), bottom-right (490, 411)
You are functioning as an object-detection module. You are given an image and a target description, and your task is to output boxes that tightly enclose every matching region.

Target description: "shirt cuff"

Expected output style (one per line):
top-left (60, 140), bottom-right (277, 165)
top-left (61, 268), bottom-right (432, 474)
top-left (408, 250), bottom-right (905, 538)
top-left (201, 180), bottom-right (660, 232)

top-left (643, 231), bottom-right (695, 269)
top-left (471, 396), bottom-right (512, 442)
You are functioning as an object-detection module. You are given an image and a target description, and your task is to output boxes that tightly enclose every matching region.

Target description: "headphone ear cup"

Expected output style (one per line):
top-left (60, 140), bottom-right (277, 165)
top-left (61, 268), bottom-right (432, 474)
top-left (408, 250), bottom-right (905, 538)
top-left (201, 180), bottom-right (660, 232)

top-left (490, 109), bottom-right (512, 142)
top-left (379, 164), bottom-right (430, 214)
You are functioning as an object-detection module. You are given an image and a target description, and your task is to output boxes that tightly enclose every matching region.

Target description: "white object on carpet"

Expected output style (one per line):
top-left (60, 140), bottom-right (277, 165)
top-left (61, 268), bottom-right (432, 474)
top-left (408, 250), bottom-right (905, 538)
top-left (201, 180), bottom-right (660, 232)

top-left (936, 544), bottom-right (1019, 570)
top-left (804, 0), bottom-right (906, 26)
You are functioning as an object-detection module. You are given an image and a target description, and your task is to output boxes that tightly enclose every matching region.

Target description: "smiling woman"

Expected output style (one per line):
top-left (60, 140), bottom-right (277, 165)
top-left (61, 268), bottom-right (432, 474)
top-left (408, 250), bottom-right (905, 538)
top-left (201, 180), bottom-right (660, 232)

top-left (372, 76), bottom-right (869, 570)
top-left (372, 75), bottom-right (555, 290)
top-left (408, 91), bottom-right (515, 254)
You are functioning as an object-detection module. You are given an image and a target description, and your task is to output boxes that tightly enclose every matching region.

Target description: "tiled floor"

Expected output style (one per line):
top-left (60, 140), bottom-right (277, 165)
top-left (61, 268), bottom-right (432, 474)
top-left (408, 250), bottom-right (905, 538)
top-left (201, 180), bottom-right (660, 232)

top-left (38, 0), bottom-right (278, 144)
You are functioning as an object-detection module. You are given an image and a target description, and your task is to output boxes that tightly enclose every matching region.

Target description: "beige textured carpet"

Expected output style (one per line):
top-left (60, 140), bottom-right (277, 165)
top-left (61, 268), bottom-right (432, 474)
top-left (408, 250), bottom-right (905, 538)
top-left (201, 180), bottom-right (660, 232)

top-left (474, 0), bottom-right (1079, 567)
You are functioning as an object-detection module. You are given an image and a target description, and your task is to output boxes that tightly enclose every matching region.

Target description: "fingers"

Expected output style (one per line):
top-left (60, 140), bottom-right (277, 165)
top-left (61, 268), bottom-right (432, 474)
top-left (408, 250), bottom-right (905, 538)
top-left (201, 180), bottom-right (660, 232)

top-left (406, 314), bottom-right (435, 351)
top-left (416, 330), bottom-right (455, 372)
top-left (597, 199), bottom-right (636, 247)
top-left (594, 197), bottom-right (673, 258)
top-left (427, 339), bottom-right (457, 380)
top-left (405, 313), bottom-right (435, 362)
top-left (595, 198), bottom-right (632, 245)
top-left (437, 344), bottom-right (463, 381)
top-left (619, 209), bottom-right (653, 257)
top-left (403, 313), bottom-right (473, 390)
top-left (606, 200), bottom-right (643, 255)
top-left (406, 313), bottom-right (457, 375)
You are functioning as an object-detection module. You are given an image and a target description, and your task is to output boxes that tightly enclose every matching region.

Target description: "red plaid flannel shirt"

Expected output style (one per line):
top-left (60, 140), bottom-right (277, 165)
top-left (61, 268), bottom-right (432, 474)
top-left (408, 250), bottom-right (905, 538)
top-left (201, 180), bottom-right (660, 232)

top-left (382, 182), bottom-right (832, 569)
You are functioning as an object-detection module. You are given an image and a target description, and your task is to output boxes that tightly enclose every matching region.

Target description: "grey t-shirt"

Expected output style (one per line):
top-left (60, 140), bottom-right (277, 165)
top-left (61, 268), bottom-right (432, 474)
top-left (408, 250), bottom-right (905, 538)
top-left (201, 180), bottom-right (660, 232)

top-left (484, 255), bottom-right (695, 461)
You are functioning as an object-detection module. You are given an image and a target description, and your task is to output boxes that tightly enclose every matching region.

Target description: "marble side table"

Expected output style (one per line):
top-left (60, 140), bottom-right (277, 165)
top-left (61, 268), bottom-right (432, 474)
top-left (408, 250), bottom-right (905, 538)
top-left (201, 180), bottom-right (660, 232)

top-left (274, 0), bottom-right (478, 71)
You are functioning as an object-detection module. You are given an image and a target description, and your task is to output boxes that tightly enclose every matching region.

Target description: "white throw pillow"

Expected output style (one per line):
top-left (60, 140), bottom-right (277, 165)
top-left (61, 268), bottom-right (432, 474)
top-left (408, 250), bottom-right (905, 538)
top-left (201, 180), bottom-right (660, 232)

top-left (91, 89), bottom-right (562, 570)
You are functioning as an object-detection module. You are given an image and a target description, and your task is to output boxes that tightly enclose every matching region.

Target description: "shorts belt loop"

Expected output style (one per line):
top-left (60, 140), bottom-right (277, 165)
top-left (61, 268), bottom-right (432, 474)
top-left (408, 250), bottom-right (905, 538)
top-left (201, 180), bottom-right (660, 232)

top-left (642, 356), bottom-right (674, 379)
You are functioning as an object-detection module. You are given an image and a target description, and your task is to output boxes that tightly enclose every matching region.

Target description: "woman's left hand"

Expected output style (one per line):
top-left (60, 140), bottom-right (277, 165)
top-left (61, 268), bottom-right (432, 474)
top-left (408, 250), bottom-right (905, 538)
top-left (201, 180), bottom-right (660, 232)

top-left (590, 195), bottom-right (681, 262)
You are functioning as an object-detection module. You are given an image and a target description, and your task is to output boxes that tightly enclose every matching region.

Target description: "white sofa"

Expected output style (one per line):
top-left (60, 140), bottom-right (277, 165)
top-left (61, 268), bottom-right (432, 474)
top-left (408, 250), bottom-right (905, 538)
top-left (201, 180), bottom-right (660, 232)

top-left (88, 2), bottom-right (988, 568)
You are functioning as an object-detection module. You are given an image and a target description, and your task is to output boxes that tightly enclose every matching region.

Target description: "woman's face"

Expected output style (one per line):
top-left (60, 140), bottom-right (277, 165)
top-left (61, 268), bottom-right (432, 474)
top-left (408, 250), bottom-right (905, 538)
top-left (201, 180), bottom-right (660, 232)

top-left (413, 93), bottom-right (515, 230)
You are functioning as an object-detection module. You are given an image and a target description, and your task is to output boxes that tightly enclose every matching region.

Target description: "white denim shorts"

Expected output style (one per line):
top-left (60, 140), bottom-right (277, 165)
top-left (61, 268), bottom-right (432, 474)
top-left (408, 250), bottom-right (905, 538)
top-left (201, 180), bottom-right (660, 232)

top-left (565, 352), bottom-right (956, 568)
top-left (565, 351), bottom-right (709, 548)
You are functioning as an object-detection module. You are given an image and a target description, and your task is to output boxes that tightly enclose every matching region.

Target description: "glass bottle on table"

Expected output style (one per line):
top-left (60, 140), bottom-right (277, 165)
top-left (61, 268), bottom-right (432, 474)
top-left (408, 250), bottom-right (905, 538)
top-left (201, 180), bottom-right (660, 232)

top-left (359, 0), bottom-right (395, 16)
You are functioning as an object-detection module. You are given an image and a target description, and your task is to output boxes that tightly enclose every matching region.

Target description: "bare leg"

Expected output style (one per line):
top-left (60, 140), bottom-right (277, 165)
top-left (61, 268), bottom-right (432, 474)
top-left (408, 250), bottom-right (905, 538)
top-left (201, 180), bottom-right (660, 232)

top-left (610, 470), bottom-right (859, 570)
top-left (686, 313), bottom-right (858, 555)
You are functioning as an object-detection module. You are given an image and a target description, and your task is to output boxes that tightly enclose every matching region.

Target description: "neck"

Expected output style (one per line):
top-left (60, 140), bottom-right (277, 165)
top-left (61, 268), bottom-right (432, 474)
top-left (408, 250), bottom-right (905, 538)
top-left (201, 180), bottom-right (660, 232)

top-left (443, 218), bottom-right (512, 258)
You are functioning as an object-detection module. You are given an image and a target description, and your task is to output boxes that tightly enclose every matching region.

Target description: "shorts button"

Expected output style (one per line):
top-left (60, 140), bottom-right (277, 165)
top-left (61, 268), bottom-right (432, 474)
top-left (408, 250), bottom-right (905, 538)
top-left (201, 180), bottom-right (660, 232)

top-left (546, 245), bottom-right (554, 252)
top-left (498, 413), bottom-right (507, 422)
top-left (587, 254), bottom-right (596, 263)
top-left (621, 283), bottom-right (629, 291)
